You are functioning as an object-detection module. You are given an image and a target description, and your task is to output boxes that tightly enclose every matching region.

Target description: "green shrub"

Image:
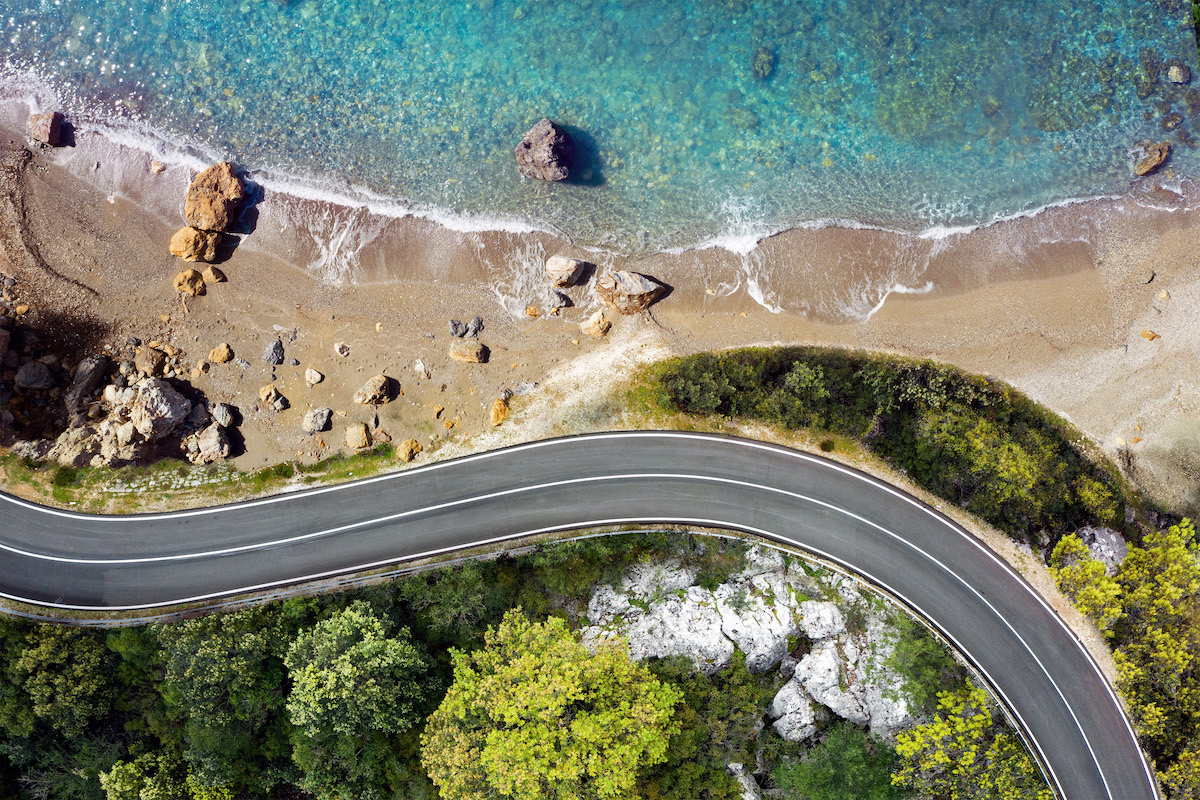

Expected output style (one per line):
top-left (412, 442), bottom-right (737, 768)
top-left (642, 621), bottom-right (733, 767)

top-left (52, 466), bottom-right (78, 487)
top-left (772, 720), bottom-right (908, 800)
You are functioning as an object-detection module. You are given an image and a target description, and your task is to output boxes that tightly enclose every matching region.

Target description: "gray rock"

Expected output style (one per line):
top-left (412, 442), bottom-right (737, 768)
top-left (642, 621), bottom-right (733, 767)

top-left (233, 357), bottom-right (250, 370)
top-left (449, 319), bottom-right (468, 338)
top-left (545, 289), bottom-right (572, 309)
top-left (596, 270), bottom-right (669, 314)
top-left (353, 374), bottom-right (395, 405)
top-left (131, 378), bottom-right (193, 440)
top-left (11, 438), bottom-right (53, 461)
top-left (726, 763), bottom-right (764, 800)
top-left (302, 407), bottom-right (332, 434)
top-left (769, 680), bottom-right (820, 741)
top-left (465, 315), bottom-right (485, 337)
top-left (262, 339), bottom-right (285, 365)
top-left (1076, 526), bottom-right (1129, 576)
top-left (514, 118), bottom-right (573, 181)
top-left (545, 255), bottom-right (590, 287)
top-left (190, 424), bottom-right (230, 464)
top-left (185, 402), bottom-right (211, 431)
top-left (15, 361), bottom-right (54, 390)
top-left (211, 403), bottom-right (235, 428)
top-left (799, 601), bottom-right (845, 639)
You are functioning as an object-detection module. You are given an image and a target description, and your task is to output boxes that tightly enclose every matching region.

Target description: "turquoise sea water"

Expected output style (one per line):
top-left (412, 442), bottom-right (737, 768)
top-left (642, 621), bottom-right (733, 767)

top-left (3, 0), bottom-right (1199, 253)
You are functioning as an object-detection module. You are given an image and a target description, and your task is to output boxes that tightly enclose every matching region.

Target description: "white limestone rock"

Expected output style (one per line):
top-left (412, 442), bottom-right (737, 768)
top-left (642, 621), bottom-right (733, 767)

top-left (769, 679), bottom-right (821, 741)
top-left (131, 378), bottom-right (193, 441)
top-left (726, 763), bottom-right (764, 800)
top-left (714, 570), bottom-right (802, 673)
top-left (799, 601), bottom-right (845, 639)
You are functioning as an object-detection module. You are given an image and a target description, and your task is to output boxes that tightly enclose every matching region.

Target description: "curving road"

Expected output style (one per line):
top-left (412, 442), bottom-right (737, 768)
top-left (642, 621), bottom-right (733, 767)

top-left (0, 431), bottom-right (1157, 800)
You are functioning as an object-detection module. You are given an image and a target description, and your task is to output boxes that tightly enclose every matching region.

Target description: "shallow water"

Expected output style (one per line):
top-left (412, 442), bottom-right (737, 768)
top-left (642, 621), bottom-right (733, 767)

top-left (3, 0), bottom-right (1199, 253)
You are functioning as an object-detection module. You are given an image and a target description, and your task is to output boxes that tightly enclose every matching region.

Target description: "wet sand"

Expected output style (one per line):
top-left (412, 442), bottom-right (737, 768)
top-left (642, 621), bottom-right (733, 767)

top-left (2, 118), bottom-right (1198, 512)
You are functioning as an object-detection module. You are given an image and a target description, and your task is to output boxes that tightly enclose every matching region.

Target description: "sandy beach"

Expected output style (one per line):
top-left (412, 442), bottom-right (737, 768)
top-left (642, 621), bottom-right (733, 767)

top-left (1, 117), bottom-right (1198, 514)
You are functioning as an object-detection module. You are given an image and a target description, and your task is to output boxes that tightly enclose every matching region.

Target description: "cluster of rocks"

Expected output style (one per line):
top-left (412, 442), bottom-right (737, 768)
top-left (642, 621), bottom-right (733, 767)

top-left (168, 162), bottom-right (248, 297)
top-left (528, 252), bottom-right (669, 338)
top-left (582, 546), bottom-right (916, 744)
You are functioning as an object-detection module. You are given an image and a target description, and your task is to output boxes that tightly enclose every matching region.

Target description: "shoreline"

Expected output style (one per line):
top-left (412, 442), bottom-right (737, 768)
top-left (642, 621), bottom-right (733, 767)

top-left (1, 109), bottom-right (1198, 513)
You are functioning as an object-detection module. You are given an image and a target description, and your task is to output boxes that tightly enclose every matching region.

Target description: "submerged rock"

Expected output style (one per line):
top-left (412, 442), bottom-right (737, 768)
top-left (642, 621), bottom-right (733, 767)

top-left (211, 403), bottom-right (235, 428)
top-left (169, 227), bottom-right (221, 262)
top-left (184, 162), bottom-right (247, 232)
top-left (514, 118), bottom-right (574, 181)
top-left (751, 46), bottom-right (776, 79)
top-left (596, 270), bottom-right (668, 314)
top-left (1134, 141), bottom-right (1170, 176)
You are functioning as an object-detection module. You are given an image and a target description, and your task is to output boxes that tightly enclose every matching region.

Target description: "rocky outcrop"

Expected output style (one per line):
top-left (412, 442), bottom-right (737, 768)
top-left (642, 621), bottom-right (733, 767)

top-left (173, 269), bottom-right (206, 296)
top-left (1168, 62), bottom-right (1191, 84)
top-left (1134, 141), bottom-right (1170, 176)
top-left (27, 112), bottom-right (64, 146)
top-left (302, 407), bottom-right (332, 434)
top-left (1076, 526), bottom-right (1128, 576)
top-left (353, 375), bottom-right (395, 405)
top-left (262, 339), bottom-right (284, 365)
top-left (596, 271), bottom-right (668, 314)
top-left (169, 227), bottom-right (221, 262)
top-left (515, 118), bottom-right (574, 181)
top-left (345, 422), bottom-right (370, 449)
top-left (545, 255), bottom-right (590, 287)
top-left (580, 309), bottom-right (611, 338)
top-left (450, 340), bottom-right (489, 363)
top-left (769, 681), bottom-right (822, 741)
top-left (131, 378), bottom-right (193, 441)
top-left (184, 162), bottom-right (247, 232)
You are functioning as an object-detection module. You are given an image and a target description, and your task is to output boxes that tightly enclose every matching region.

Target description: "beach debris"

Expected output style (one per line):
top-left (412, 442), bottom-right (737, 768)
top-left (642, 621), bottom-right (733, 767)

top-left (27, 111), bottom-right (65, 146)
top-left (169, 226), bottom-right (221, 262)
top-left (751, 45), bottom-right (776, 79)
top-left (353, 374), bottom-right (396, 405)
top-left (1139, 330), bottom-right (1161, 341)
top-left (211, 403), bottom-right (235, 428)
top-left (302, 407), bottom-right (332, 434)
top-left (258, 383), bottom-right (288, 411)
top-left (334, 342), bottom-right (350, 357)
top-left (515, 118), bottom-right (574, 181)
top-left (209, 343), bottom-right (234, 363)
top-left (202, 265), bottom-right (226, 283)
top-left (135, 346), bottom-right (167, 377)
top-left (490, 397), bottom-right (510, 427)
top-left (305, 368), bottom-right (324, 386)
top-left (185, 161), bottom-right (247, 232)
top-left (596, 270), bottom-right (669, 314)
top-left (450, 340), bottom-right (489, 363)
top-left (1133, 141), bottom-right (1170, 177)
top-left (414, 359), bottom-right (431, 380)
top-left (345, 422), bottom-right (371, 449)
top-left (545, 255), bottom-right (591, 287)
top-left (173, 269), bottom-right (206, 297)
top-left (581, 309), bottom-right (612, 338)
top-left (262, 338), bottom-right (285, 365)
top-left (398, 438), bottom-right (423, 462)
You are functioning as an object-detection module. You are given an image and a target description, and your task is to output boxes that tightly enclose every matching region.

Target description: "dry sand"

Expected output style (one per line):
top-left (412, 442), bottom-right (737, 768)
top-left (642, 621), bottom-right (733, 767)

top-left (1, 119), bottom-right (1198, 515)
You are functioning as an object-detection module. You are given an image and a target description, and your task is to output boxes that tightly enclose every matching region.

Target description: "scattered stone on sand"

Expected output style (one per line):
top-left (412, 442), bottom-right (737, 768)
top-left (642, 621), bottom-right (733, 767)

top-left (1134, 141), bottom-right (1170, 176)
top-left (449, 340), bottom-right (489, 363)
top-left (490, 397), bottom-right (509, 426)
top-left (514, 118), bottom-right (574, 181)
top-left (234, 357), bottom-right (250, 370)
top-left (262, 338), bottom-right (285, 365)
top-left (302, 407), bottom-right (332, 434)
top-left (15, 361), bottom-right (54, 390)
top-left (1140, 330), bottom-right (1162, 341)
top-left (211, 403), bottom-right (235, 428)
top-left (596, 270), bottom-right (668, 314)
top-left (173, 269), bottom-right (206, 297)
top-left (169, 227), bottom-right (221, 263)
top-left (135, 346), bottom-right (167, 377)
top-left (184, 161), bottom-right (247, 232)
top-left (304, 368), bottom-right (324, 387)
top-left (545, 255), bottom-right (590, 287)
top-left (525, 305), bottom-right (541, 318)
top-left (150, 160), bottom-right (166, 175)
top-left (413, 359), bottom-right (431, 380)
top-left (202, 265), bottom-right (227, 283)
top-left (449, 319), bottom-right (468, 338)
top-left (345, 422), bottom-right (371, 449)
top-left (466, 315), bottom-right (484, 337)
top-left (398, 438), bottom-right (423, 462)
top-left (545, 290), bottom-right (572, 309)
top-left (189, 423), bottom-right (231, 464)
top-left (258, 383), bottom-right (288, 411)
top-left (581, 309), bottom-right (612, 338)
top-left (334, 342), bottom-right (350, 357)
top-left (132, 378), bottom-right (193, 440)
top-left (353, 375), bottom-right (395, 405)
top-left (209, 343), bottom-right (234, 364)
top-left (27, 111), bottom-right (65, 146)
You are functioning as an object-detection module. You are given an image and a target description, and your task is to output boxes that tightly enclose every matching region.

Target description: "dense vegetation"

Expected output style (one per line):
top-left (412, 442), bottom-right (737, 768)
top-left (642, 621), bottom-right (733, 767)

top-left (1052, 519), bottom-right (1200, 797)
top-left (652, 347), bottom-right (1134, 545)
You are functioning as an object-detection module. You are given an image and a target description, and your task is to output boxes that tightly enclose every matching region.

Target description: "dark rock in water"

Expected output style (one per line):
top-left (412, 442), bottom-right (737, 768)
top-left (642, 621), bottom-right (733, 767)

top-left (514, 118), bottom-right (574, 181)
top-left (465, 315), bottom-right (484, 337)
top-left (27, 111), bottom-right (65, 146)
top-left (449, 319), bottom-right (468, 338)
top-left (751, 46), bottom-right (776, 80)
top-left (979, 96), bottom-right (1002, 117)
top-left (1162, 112), bottom-right (1183, 131)
top-left (1133, 141), bottom-right (1170, 176)
top-left (262, 338), bottom-right (285, 365)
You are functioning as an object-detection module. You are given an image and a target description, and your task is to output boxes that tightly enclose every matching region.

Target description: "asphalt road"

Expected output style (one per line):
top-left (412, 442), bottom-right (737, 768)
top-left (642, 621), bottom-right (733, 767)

top-left (0, 431), bottom-right (1157, 800)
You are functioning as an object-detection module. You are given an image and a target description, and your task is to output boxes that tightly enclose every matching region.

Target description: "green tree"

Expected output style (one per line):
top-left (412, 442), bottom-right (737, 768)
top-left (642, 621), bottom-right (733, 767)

top-left (422, 609), bottom-right (682, 800)
top-left (14, 625), bottom-right (114, 736)
top-left (1048, 534), bottom-right (1123, 637)
top-left (891, 682), bottom-right (1051, 800)
top-left (99, 753), bottom-right (188, 800)
top-left (774, 720), bottom-right (907, 800)
top-left (882, 615), bottom-right (964, 712)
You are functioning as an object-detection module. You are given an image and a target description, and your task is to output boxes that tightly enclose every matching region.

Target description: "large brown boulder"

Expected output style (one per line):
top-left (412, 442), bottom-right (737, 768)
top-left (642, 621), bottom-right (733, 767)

top-left (184, 162), bottom-right (247, 232)
top-left (169, 226), bottom-right (221, 262)
top-left (27, 112), bottom-right (64, 146)
top-left (449, 340), bottom-right (489, 363)
top-left (398, 438), bottom-right (423, 462)
top-left (1134, 141), bottom-right (1170, 176)
top-left (135, 346), bottom-right (167, 377)
top-left (514, 119), bottom-right (574, 181)
top-left (596, 271), bottom-right (668, 314)
top-left (345, 422), bottom-right (371, 450)
top-left (353, 375), bottom-right (396, 405)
